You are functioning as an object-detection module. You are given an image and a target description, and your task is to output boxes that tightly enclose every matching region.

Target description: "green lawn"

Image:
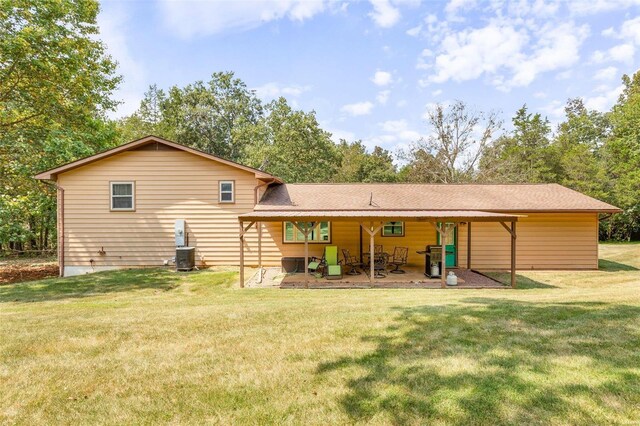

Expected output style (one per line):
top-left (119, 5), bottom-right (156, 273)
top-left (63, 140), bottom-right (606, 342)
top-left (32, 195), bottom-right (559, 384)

top-left (1, 245), bottom-right (639, 425)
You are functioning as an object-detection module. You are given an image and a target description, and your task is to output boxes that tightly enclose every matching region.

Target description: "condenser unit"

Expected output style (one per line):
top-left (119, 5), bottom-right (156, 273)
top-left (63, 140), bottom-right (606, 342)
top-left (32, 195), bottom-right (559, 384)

top-left (176, 247), bottom-right (195, 271)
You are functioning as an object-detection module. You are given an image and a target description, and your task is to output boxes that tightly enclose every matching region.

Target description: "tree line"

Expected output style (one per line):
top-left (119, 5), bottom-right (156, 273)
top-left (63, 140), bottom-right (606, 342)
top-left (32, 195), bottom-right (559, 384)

top-left (1, 0), bottom-right (638, 254)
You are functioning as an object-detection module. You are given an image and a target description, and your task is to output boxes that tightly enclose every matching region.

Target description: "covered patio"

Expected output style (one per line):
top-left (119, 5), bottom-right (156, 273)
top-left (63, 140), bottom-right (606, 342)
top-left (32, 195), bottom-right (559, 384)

top-left (238, 210), bottom-right (520, 289)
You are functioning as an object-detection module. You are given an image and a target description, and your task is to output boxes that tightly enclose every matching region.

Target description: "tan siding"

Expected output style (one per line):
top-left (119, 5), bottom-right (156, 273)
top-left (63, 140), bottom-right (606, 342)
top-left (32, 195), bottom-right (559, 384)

top-left (59, 152), bottom-right (599, 271)
top-left (458, 213), bottom-right (598, 270)
top-left (59, 150), bottom-right (260, 268)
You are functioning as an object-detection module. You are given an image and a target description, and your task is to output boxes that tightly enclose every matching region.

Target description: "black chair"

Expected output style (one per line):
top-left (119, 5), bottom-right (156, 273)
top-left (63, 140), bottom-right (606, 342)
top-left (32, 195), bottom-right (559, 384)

top-left (389, 247), bottom-right (409, 274)
top-left (373, 252), bottom-right (389, 278)
top-left (342, 248), bottom-right (363, 275)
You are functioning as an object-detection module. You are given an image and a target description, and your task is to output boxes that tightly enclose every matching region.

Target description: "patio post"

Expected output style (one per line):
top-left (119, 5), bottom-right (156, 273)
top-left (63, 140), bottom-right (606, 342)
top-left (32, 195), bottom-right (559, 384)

top-left (257, 221), bottom-right (262, 284)
top-left (440, 224), bottom-right (447, 288)
top-left (238, 220), bottom-right (255, 289)
top-left (467, 222), bottom-right (472, 270)
top-left (293, 222), bottom-right (314, 289)
top-left (360, 222), bottom-right (384, 284)
top-left (511, 221), bottom-right (517, 288)
top-left (239, 221), bottom-right (244, 288)
top-left (500, 221), bottom-right (517, 289)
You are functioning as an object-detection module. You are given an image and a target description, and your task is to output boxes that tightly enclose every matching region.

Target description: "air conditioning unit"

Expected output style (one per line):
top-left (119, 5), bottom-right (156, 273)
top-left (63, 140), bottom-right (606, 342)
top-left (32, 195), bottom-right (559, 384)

top-left (176, 247), bottom-right (195, 271)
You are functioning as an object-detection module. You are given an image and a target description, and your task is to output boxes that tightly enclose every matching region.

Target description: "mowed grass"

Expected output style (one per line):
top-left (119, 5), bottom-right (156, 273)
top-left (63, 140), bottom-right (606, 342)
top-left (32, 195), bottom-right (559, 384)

top-left (1, 245), bottom-right (639, 425)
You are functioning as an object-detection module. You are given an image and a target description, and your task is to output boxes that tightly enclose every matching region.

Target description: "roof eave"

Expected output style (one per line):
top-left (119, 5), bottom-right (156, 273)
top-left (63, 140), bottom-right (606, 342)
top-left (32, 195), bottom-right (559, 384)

top-left (33, 135), bottom-right (282, 182)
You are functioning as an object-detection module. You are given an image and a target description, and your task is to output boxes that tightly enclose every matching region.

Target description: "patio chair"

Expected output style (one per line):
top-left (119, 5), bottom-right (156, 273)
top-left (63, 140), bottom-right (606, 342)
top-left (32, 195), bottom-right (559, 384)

top-left (324, 245), bottom-right (343, 280)
top-left (308, 254), bottom-right (325, 276)
top-left (342, 248), bottom-right (363, 275)
top-left (373, 252), bottom-right (389, 278)
top-left (389, 246), bottom-right (409, 274)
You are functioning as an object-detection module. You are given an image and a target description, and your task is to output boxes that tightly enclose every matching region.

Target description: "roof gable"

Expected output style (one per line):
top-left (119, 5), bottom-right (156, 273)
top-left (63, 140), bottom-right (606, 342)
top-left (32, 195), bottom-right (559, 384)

top-left (257, 183), bottom-right (620, 213)
top-left (34, 135), bottom-right (281, 182)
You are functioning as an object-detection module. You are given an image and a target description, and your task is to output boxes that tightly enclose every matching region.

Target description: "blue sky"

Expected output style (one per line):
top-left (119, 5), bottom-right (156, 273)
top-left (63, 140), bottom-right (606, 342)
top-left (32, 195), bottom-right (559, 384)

top-left (99, 0), bottom-right (640, 153)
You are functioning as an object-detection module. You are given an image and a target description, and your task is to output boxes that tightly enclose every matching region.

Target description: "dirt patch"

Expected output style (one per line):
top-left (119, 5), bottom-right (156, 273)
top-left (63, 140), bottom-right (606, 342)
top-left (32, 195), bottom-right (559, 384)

top-left (0, 258), bottom-right (58, 285)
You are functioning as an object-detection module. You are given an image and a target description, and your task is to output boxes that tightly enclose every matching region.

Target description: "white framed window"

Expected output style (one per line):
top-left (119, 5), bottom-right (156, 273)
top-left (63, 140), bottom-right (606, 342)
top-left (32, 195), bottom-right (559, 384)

top-left (382, 221), bottom-right (404, 237)
top-left (219, 180), bottom-right (235, 203)
top-left (283, 222), bottom-right (331, 243)
top-left (110, 182), bottom-right (135, 211)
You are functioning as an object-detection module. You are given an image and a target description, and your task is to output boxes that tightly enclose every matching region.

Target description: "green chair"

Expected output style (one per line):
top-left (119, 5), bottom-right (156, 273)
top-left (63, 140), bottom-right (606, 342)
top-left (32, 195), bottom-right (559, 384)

top-left (324, 246), bottom-right (343, 280)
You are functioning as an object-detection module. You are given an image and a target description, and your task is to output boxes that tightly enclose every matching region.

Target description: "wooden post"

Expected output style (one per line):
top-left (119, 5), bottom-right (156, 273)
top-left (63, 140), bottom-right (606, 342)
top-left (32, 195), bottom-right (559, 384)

top-left (292, 222), bottom-right (314, 289)
top-left (511, 221), bottom-right (517, 288)
top-left (239, 221), bottom-right (245, 288)
top-left (467, 222), bottom-right (472, 270)
top-left (441, 224), bottom-right (447, 288)
top-left (359, 222), bottom-right (384, 284)
top-left (238, 221), bottom-right (255, 289)
top-left (304, 223), bottom-right (309, 289)
top-left (257, 221), bottom-right (262, 284)
top-left (369, 222), bottom-right (375, 283)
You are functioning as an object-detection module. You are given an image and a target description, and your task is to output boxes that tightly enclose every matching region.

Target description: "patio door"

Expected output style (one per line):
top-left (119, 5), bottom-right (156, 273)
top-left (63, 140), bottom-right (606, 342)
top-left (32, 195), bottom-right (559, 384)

top-left (436, 222), bottom-right (457, 268)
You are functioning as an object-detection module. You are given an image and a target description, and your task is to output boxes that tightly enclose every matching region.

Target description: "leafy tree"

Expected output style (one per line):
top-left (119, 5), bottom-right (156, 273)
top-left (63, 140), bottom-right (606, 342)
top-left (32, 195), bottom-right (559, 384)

top-left (333, 140), bottom-right (397, 183)
top-left (553, 98), bottom-right (610, 201)
top-left (245, 97), bottom-right (339, 183)
top-left (401, 101), bottom-right (501, 183)
top-left (0, 0), bottom-right (120, 252)
top-left (601, 71), bottom-right (640, 240)
top-left (481, 105), bottom-right (557, 183)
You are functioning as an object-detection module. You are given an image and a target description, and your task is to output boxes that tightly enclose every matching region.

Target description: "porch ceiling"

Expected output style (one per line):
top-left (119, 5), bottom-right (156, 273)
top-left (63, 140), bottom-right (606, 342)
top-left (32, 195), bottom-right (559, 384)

top-left (237, 209), bottom-right (523, 223)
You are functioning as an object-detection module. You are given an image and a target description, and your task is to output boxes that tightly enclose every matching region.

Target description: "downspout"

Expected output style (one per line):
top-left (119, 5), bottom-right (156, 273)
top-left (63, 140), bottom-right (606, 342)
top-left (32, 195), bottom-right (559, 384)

top-left (42, 180), bottom-right (64, 277)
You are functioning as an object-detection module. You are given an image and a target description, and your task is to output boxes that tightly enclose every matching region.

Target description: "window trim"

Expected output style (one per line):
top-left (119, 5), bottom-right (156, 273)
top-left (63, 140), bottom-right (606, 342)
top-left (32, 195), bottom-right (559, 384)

top-left (381, 221), bottom-right (404, 237)
top-left (282, 221), bottom-right (332, 244)
top-left (219, 180), bottom-right (235, 203)
top-left (110, 181), bottom-right (135, 212)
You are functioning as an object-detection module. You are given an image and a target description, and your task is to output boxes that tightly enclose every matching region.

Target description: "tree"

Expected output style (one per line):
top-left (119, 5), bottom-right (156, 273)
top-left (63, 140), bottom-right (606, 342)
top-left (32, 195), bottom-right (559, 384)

top-left (0, 0), bottom-right (120, 132)
top-left (245, 97), bottom-right (339, 183)
top-left (601, 71), bottom-right (640, 240)
top-left (401, 101), bottom-right (501, 183)
top-left (553, 98), bottom-right (610, 201)
top-left (0, 0), bottom-right (121, 252)
top-left (480, 105), bottom-right (557, 183)
top-left (333, 140), bottom-right (397, 183)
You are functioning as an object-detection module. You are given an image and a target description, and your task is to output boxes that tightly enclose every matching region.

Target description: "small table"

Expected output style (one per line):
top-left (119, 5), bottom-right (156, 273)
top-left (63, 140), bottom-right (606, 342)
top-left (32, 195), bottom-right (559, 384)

top-left (363, 252), bottom-right (389, 278)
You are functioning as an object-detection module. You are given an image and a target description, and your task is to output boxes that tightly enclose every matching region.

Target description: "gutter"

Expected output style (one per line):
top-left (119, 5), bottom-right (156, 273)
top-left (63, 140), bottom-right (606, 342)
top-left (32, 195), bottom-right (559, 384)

top-left (41, 180), bottom-right (64, 277)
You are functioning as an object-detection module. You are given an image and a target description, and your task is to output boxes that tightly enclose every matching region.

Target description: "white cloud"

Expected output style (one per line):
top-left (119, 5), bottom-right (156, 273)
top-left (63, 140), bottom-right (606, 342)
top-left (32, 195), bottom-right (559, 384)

top-left (421, 14), bottom-right (589, 91)
top-left (427, 24), bottom-right (527, 85)
top-left (376, 90), bottom-right (391, 104)
top-left (378, 119), bottom-right (421, 141)
top-left (98, 3), bottom-right (146, 117)
top-left (584, 84), bottom-right (624, 111)
top-left (253, 82), bottom-right (311, 99)
top-left (371, 70), bottom-right (393, 86)
top-left (594, 66), bottom-right (618, 81)
top-left (396, 99), bottom-right (408, 107)
top-left (571, 0), bottom-right (640, 15)
top-left (620, 16), bottom-right (640, 44)
top-left (431, 89), bottom-right (442, 96)
top-left (341, 101), bottom-right (375, 116)
top-left (609, 43), bottom-right (636, 62)
top-left (406, 24), bottom-right (422, 36)
top-left (533, 91), bottom-right (547, 99)
top-left (159, 0), bottom-right (328, 38)
top-left (326, 127), bottom-right (356, 143)
top-left (592, 43), bottom-right (636, 64)
top-left (368, 0), bottom-right (401, 28)
top-left (539, 99), bottom-right (564, 119)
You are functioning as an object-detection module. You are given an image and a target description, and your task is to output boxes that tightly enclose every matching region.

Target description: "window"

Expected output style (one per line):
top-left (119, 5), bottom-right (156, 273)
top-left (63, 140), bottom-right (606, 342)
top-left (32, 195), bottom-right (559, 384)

top-left (219, 181), bottom-right (235, 203)
top-left (110, 182), bottom-right (134, 211)
top-left (382, 221), bottom-right (404, 237)
top-left (283, 221), bottom-right (331, 243)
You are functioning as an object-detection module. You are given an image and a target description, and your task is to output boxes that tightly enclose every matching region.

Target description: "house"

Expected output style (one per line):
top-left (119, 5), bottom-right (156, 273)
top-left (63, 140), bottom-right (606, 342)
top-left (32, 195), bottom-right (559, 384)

top-left (35, 136), bottom-right (620, 286)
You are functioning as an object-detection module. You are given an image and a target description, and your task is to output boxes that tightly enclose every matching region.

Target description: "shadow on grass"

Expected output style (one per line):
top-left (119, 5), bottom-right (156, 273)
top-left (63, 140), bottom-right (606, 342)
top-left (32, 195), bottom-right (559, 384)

top-left (598, 259), bottom-right (639, 272)
top-left (0, 268), bottom-right (182, 303)
top-left (317, 298), bottom-right (640, 424)
top-left (482, 272), bottom-right (556, 289)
